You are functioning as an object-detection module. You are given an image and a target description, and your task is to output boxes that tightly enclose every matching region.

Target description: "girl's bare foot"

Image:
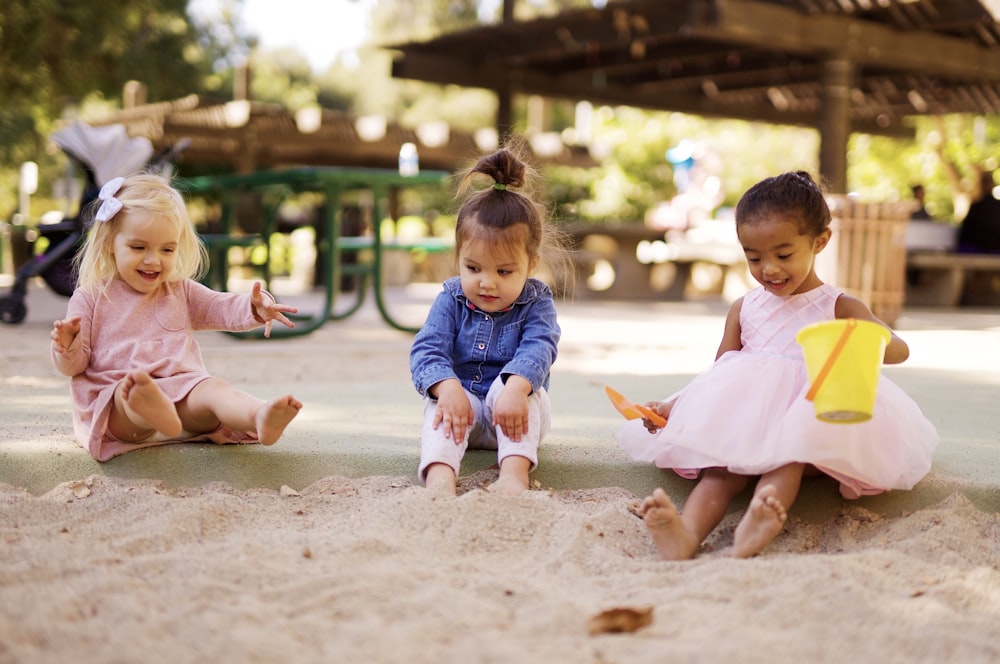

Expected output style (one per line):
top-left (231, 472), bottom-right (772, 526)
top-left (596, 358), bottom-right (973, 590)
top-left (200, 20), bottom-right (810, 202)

top-left (424, 463), bottom-right (457, 496)
top-left (120, 372), bottom-right (182, 438)
top-left (488, 456), bottom-right (531, 495)
top-left (731, 484), bottom-right (788, 558)
top-left (255, 395), bottom-right (302, 445)
top-left (640, 488), bottom-right (700, 560)
top-left (487, 474), bottom-right (529, 496)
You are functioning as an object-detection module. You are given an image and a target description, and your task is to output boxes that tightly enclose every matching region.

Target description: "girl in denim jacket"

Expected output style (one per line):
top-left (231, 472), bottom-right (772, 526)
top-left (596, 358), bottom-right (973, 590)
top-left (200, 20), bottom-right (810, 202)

top-left (409, 147), bottom-right (561, 495)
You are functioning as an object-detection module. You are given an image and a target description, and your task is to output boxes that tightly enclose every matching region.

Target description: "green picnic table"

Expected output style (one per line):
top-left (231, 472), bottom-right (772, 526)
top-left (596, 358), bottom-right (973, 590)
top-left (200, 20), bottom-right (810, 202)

top-left (184, 166), bottom-right (451, 337)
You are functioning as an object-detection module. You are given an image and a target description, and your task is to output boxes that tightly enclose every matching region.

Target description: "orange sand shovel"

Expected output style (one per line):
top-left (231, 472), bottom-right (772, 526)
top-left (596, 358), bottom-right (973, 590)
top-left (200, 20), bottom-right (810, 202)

top-left (605, 386), bottom-right (667, 428)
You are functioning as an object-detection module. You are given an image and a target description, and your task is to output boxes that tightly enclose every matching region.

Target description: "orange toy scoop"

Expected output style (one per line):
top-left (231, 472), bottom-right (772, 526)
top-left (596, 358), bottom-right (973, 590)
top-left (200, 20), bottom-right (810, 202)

top-left (605, 386), bottom-right (667, 428)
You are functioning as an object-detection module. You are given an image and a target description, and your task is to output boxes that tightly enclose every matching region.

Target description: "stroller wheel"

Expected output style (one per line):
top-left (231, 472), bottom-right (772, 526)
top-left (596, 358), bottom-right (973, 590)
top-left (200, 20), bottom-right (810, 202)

top-left (0, 295), bottom-right (27, 324)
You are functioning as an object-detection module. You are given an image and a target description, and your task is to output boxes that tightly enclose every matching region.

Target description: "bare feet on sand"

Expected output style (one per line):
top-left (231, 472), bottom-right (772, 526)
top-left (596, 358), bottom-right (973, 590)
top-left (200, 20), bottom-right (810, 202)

top-left (640, 488), bottom-right (700, 560)
top-left (486, 456), bottom-right (532, 496)
top-left (424, 464), bottom-right (458, 496)
top-left (487, 475), bottom-right (529, 496)
top-left (731, 485), bottom-right (788, 558)
top-left (120, 372), bottom-right (182, 438)
top-left (256, 395), bottom-right (303, 445)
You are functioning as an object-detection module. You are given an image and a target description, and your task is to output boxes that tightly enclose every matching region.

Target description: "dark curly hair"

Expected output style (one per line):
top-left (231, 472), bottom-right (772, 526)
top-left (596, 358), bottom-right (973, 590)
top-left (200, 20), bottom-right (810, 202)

top-left (735, 170), bottom-right (831, 238)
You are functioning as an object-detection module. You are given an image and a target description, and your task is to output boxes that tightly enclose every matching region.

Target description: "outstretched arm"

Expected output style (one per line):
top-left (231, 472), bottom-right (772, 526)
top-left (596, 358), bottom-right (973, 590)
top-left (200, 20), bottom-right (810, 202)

top-left (250, 282), bottom-right (298, 337)
top-left (641, 298), bottom-right (744, 433)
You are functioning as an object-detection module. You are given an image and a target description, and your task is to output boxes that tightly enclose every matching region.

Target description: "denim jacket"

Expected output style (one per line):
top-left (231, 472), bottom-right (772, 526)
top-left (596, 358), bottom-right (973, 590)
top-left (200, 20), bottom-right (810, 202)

top-left (410, 277), bottom-right (560, 399)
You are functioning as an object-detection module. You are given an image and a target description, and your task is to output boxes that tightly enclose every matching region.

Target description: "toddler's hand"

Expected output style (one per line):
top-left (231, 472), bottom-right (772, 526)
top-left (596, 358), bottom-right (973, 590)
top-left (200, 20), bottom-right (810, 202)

top-left (493, 382), bottom-right (530, 442)
top-left (433, 380), bottom-right (474, 443)
top-left (251, 281), bottom-right (298, 337)
top-left (642, 400), bottom-right (671, 433)
top-left (51, 316), bottom-right (81, 354)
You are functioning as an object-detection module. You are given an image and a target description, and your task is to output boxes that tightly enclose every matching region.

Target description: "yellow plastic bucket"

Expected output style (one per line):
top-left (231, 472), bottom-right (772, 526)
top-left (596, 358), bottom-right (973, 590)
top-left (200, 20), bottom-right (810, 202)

top-left (796, 318), bottom-right (890, 423)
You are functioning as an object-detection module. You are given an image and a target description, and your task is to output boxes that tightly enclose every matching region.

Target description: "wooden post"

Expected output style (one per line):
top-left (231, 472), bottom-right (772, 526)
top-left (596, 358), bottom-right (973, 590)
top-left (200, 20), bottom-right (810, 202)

top-left (497, 86), bottom-right (514, 141)
top-left (819, 57), bottom-right (852, 194)
top-left (495, 0), bottom-right (516, 141)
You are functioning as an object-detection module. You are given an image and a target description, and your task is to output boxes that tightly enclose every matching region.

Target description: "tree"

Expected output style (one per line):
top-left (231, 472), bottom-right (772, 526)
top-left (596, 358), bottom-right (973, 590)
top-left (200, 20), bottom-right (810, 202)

top-left (0, 0), bottom-right (252, 214)
top-left (847, 115), bottom-right (1000, 222)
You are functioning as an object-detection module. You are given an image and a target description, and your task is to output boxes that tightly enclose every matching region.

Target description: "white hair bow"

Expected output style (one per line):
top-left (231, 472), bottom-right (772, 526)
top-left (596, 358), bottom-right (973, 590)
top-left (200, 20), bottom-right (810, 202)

top-left (95, 176), bottom-right (126, 222)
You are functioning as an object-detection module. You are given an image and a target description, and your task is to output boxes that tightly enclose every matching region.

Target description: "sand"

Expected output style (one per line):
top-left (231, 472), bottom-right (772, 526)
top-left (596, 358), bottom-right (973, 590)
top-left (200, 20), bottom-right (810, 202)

top-left (2, 285), bottom-right (1000, 662)
top-left (2, 474), bottom-right (999, 663)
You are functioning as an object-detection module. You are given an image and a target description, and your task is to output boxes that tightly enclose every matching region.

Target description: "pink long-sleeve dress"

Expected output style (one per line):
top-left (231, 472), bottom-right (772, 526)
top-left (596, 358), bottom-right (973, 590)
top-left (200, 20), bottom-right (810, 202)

top-left (52, 278), bottom-right (266, 461)
top-left (616, 284), bottom-right (940, 499)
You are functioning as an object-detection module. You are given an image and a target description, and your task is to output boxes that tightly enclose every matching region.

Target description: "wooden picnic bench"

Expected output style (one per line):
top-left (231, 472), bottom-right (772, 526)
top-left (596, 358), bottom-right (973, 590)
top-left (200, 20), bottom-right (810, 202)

top-left (906, 250), bottom-right (1000, 307)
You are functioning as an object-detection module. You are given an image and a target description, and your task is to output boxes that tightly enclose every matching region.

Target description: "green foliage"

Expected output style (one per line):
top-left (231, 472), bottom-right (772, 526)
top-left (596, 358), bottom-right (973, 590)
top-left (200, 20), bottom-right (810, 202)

top-left (7, 0), bottom-right (1000, 234)
top-left (543, 108), bottom-right (822, 223)
top-left (846, 116), bottom-right (1000, 221)
top-left (0, 0), bottom-right (252, 216)
top-left (249, 48), bottom-right (318, 110)
top-left (1, 0), bottom-right (209, 117)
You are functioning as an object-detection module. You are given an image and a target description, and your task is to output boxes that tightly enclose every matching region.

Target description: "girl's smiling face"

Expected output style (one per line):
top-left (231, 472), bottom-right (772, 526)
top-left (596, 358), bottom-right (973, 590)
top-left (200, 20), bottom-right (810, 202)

top-left (112, 210), bottom-right (180, 294)
top-left (738, 215), bottom-right (830, 296)
top-left (458, 235), bottom-right (539, 313)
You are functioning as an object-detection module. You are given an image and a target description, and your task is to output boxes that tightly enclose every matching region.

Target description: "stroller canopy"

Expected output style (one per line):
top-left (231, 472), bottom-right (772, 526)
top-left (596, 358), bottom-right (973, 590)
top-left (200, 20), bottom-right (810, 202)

top-left (50, 122), bottom-right (155, 187)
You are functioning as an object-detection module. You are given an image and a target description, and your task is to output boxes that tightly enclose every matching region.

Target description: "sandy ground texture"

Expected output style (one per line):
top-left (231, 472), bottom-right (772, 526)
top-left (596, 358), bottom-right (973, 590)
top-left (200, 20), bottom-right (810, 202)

top-left (2, 280), bottom-right (1000, 662)
top-left (2, 475), bottom-right (999, 663)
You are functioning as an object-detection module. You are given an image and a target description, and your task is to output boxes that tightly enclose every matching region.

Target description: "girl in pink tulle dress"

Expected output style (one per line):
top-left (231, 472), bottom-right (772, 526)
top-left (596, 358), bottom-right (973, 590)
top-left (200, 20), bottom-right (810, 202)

top-left (618, 171), bottom-right (938, 560)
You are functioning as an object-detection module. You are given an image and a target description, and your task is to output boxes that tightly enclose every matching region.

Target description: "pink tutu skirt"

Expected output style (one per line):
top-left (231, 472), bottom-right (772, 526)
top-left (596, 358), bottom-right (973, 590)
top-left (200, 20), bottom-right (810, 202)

top-left (616, 350), bottom-right (939, 499)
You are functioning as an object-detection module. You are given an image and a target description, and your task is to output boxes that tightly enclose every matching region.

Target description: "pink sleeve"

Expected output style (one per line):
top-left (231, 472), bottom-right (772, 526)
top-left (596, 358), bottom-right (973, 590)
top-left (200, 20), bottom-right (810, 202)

top-left (182, 279), bottom-right (261, 332)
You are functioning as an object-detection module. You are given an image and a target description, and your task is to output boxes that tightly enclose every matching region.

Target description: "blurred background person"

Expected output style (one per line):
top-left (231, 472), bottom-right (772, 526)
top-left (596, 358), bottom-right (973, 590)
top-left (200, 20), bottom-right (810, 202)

top-left (957, 170), bottom-right (1000, 254)
top-left (910, 184), bottom-right (932, 220)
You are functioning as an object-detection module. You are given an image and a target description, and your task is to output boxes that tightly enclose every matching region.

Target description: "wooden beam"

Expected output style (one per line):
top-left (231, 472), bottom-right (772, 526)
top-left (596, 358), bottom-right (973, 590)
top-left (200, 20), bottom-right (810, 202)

top-left (702, 0), bottom-right (1000, 80)
top-left (392, 50), bottom-right (912, 137)
top-left (391, 52), bottom-right (508, 90)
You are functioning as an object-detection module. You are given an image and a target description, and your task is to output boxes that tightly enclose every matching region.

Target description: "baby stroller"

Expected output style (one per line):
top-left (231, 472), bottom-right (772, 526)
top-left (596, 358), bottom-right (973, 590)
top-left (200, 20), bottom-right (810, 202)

top-left (0, 122), bottom-right (181, 324)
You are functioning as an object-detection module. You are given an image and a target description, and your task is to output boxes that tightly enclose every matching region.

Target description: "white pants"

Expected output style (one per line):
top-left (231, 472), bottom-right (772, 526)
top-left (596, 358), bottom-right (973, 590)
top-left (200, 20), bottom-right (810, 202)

top-left (418, 376), bottom-right (551, 481)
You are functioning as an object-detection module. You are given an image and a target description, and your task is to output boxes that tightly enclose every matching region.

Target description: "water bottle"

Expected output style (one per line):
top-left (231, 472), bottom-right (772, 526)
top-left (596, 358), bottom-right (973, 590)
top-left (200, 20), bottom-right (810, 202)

top-left (398, 142), bottom-right (419, 177)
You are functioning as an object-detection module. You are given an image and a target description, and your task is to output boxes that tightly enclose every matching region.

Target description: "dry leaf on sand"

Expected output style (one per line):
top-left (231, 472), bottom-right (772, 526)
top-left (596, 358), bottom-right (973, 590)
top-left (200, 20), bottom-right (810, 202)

top-left (588, 605), bottom-right (654, 635)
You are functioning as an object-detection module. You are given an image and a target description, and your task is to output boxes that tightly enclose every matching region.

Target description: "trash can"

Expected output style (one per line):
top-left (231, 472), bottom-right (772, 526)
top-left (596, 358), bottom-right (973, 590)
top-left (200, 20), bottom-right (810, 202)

top-left (817, 197), bottom-right (910, 327)
top-left (9, 221), bottom-right (37, 272)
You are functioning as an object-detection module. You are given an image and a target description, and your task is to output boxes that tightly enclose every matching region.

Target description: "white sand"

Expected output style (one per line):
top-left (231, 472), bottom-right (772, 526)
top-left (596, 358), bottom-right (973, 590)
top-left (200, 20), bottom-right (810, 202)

top-left (3, 286), bottom-right (1000, 662)
top-left (2, 473), bottom-right (999, 663)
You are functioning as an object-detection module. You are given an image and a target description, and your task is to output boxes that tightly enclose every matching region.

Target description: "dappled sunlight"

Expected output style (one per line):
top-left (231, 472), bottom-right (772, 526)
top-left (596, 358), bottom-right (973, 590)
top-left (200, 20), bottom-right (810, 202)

top-left (4, 393), bottom-right (68, 408)
top-left (892, 328), bottom-right (1000, 372)
top-left (554, 306), bottom-right (724, 376)
top-left (0, 438), bottom-right (77, 454)
top-left (1, 376), bottom-right (64, 389)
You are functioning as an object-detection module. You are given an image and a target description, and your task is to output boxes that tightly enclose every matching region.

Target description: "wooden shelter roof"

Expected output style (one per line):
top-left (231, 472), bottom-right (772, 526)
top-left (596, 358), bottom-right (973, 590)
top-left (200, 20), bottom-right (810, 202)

top-left (389, 0), bottom-right (1000, 191)
top-left (91, 94), bottom-right (595, 175)
top-left (391, 0), bottom-right (1000, 133)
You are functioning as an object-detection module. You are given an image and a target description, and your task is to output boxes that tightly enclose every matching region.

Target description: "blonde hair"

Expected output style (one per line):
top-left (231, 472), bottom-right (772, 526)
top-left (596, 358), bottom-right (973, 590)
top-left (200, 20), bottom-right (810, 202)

top-left (75, 172), bottom-right (207, 294)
